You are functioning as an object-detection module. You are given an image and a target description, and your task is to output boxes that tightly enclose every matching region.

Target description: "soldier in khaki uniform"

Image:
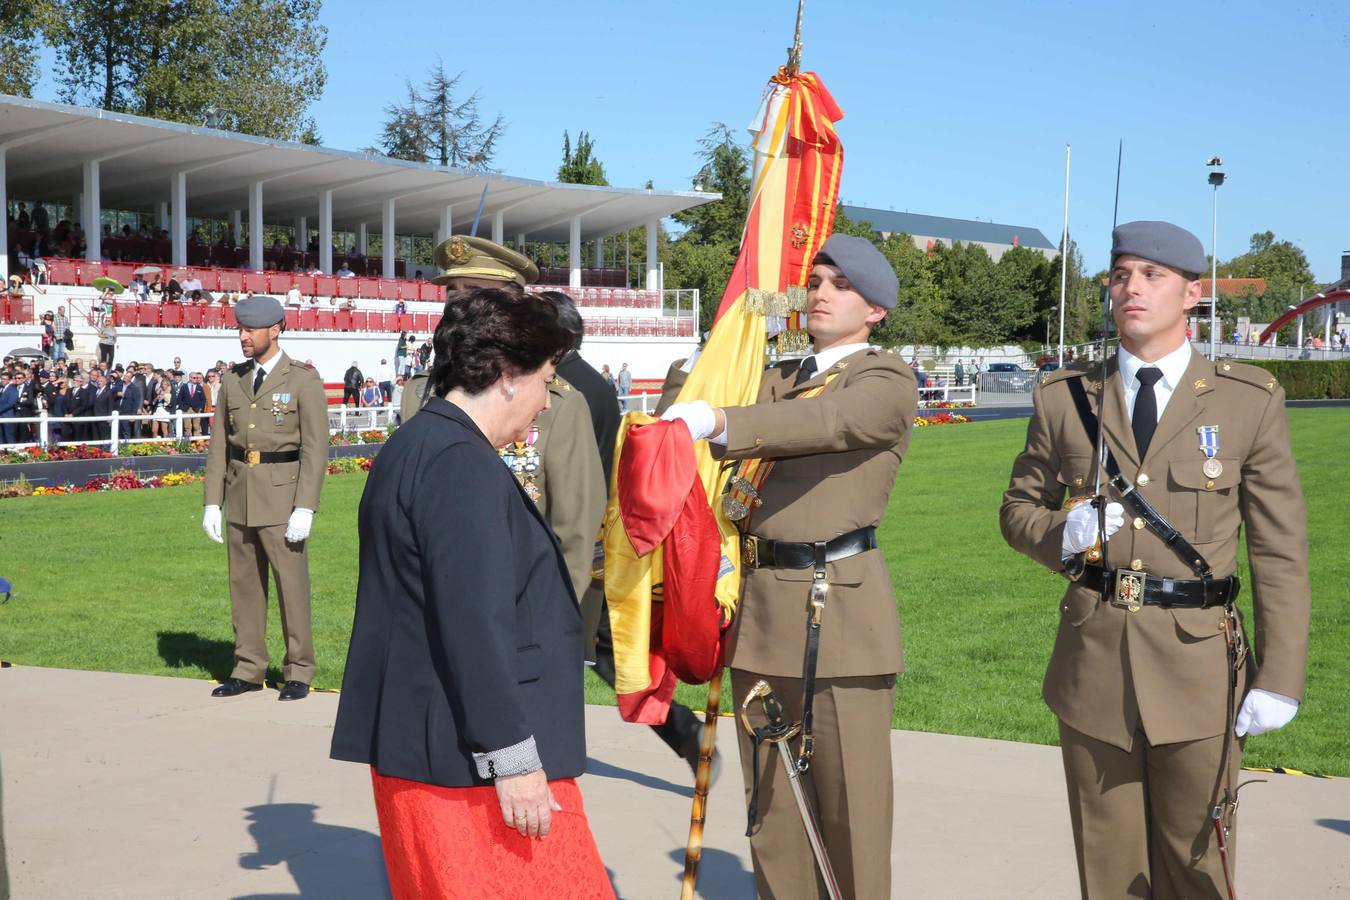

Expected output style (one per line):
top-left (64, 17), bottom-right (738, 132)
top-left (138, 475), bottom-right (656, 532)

top-left (403, 236), bottom-right (605, 599)
top-left (663, 234), bottom-right (918, 899)
top-left (1001, 221), bottom-right (1311, 898)
top-left (202, 295), bottom-right (329, 701)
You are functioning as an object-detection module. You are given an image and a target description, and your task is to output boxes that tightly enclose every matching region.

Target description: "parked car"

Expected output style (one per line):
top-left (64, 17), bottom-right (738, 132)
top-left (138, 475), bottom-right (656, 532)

top-left (982, 362), bottom-right (1036, 391)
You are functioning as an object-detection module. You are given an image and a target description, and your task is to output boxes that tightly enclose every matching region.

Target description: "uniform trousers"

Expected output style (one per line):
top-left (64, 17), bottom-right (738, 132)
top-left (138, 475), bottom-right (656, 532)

top-left (731, 668), bottom-right (895, 900)
top-left (1059, 721), bottom-right (1242, 900)
top-left (227, 522), bottom-right (316, 684)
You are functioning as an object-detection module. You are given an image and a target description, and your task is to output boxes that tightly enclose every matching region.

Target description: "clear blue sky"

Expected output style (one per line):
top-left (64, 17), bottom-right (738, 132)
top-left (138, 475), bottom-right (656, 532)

top-left (35, 0), bottom-right (1350, 280)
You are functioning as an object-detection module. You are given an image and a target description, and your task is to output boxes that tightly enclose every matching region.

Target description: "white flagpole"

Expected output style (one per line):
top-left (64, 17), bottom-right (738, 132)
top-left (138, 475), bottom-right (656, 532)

top-left (1057, 143), bottom-right (1071, 365)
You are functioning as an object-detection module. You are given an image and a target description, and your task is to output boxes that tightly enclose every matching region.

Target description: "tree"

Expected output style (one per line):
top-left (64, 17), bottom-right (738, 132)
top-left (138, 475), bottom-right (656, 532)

top-left (991, 245), bottom-right (1052, 342)
top-left (1214, 230), bottom-right (1318, 327)
top-left (557, 131), bottom-right (608, 186)
top-left (47, 0), bottom-right (326, 141)
top-left (378, 61), bottom-right (504, 169)
top-left (673, 123), bottom-right (751, 245)
top-left (0, 0), bottom-right (53, 96)
top-left (875, 233), bottom-right (950, 348)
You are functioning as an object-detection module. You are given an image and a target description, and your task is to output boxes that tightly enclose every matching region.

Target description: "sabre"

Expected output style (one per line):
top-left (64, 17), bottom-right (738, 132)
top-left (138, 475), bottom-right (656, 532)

top-left (1090, 140), bottom-right (1123, 572)
top-left (739, 680), bottom-right (842, 900)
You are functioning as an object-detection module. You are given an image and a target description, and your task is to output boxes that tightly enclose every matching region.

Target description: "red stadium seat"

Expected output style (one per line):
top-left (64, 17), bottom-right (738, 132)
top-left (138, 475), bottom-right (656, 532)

top-left (396, 313), bottom-right (413, 332)
top-left (218, 269), bottom-right (244, 292)
top-left (47, 258), bottom-right (81, 285)
top-left (299, 309), bottom-right (318, 330)
top-left (243, 271), bottom-right (268, 293)
top-left (284, 309), bottom-right (300, 331)
top-left (113, 301), bottom-right (137, 326)
top-left (270, 271), bottom-right (296, 293)
top-left (182, 305), bottom-right (203, 327)
top-left (292, 274), bottom-right (315, 295)
top-left (160, 304), bottom-right (182, 327)
top-left (335, 309), bottom-right (352, 330)
top-left (137, 303), bottom-right (159, 327)
top-left (350, 311), bottom-right (368, 331)
top-left (315, 276), bottom-right (337, 297)
top-left (419, 282), bottom-right (441, 302)
top-left (223, 306), bottom-right (237, 328)
top-left (356, 277), bottom-right (379, 299)
top-left (105, 262), bottom-right (137, 285)
top-left (316, 310), bottom-right (335, 330)
top-left (79, 261), bottom-right (108, 285)
top-left (377, 279), bottom-right (399, 300)
top-left (203, 306), bottom-right (223, 328)
top-left (337, 278), bottom-right (358, 298)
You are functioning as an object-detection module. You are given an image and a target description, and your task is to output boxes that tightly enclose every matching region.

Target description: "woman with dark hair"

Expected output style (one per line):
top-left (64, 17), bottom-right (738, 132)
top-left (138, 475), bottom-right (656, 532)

top-left (331, 287), bottom-right (612, 899)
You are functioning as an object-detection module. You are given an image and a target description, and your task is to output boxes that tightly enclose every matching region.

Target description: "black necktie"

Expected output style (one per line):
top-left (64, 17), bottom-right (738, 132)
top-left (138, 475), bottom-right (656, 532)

top-left (253, 366), bottom-right (265, 393)
top-left (794, 356), bottom-right (818, 387)
top-left (1132, 367), bottom-right (1164, 459)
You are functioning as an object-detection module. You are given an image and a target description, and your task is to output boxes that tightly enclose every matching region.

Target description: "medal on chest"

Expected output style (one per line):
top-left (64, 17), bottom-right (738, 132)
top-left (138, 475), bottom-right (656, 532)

top-left (271, 392), bottom-right (291, 425)
top-left (1197, 425), bottom-right (1222, 478)
top-left (499, 425), bottom-right (542, 504)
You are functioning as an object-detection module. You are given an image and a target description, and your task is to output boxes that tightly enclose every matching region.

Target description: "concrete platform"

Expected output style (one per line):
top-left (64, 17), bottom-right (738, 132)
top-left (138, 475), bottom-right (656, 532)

top-left (1, 666), bottom-right (1347, 898)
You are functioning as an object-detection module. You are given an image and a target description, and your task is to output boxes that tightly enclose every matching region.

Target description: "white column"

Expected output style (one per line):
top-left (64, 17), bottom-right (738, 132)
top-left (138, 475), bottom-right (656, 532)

top-left (645, 218), bottom-right (658, 291)
top-left (0, 149), bottom-right (7, 282)
top-left (438, 205), bottom-right (453, 253)
top-left (247, 181), bottom-right (263, 271)
top-left (295, 216), bottom-right (308, 250)
top-left (492, 210), bottom-right (504, 245)
top-left (357, 222), bottom-right (368, 256)
top-left (382, 198), bottom-right (395, 279)
top-left (158, 201), bottom-right (169, 231)
top-left (516, 233), bottom-right (525, 251)
top-left (594, 234), bottom-right (604, 268)
top-left (82, 160), bottom-right (101, 261)
top-left (318, 190), bottom-right (333, 274)
top-left (568, 215), bottom-right (582, 289)
top-left (230, 209), bottom-right (242, 245)
top-left (170, 171), bottom-right (187, 266)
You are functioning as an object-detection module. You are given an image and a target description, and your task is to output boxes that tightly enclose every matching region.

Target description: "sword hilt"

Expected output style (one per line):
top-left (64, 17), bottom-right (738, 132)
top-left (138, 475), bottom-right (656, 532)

top-left (739, 679), bottom-right (801, 743)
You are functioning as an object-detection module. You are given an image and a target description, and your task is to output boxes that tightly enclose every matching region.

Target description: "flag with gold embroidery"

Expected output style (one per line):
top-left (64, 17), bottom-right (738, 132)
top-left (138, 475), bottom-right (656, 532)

top-left (604, 69), bottom-right (845, 722)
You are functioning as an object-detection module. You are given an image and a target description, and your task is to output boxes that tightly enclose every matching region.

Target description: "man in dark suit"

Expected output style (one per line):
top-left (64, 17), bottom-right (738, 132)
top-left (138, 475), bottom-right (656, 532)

top-left (116, 368), bottom-right (144, 441)
top-left (342, 362), bottom-right (363, 407)
top-left (90, 372), bottom-right (115, 443)
top-left (0, 372), bottom-right (21, 444)
top-left (12, 372), bottom-right (37, 443)
top-left (177, 371), bottom-right (207, 436)
top-left (69, 374), bottom-right (92, 442)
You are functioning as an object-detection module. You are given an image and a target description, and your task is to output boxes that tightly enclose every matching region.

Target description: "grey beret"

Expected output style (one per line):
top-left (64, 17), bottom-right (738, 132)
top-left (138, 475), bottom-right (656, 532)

top-left (813, 233), bottom-right (898, 309)
top-left (235, 295), bottom-right (285, 328)
top-left (1111, 221), bottom-right (1207, 277)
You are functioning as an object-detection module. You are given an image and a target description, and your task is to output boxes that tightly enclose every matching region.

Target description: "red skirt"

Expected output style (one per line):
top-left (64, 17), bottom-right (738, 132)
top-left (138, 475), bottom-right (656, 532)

top-left (370, 768), bottom-right (614, 899)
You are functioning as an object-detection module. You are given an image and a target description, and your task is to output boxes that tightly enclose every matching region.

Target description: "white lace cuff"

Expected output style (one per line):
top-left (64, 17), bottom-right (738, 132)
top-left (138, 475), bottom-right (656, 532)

top-left (472, 736), bottom-right (542, 780)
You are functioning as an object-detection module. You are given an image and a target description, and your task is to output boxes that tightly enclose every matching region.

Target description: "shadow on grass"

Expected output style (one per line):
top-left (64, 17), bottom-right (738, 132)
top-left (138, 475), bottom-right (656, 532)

top-left (156, 630), bottom-right (235, 681)
top-left (233, 802), bottom-right (390, 899)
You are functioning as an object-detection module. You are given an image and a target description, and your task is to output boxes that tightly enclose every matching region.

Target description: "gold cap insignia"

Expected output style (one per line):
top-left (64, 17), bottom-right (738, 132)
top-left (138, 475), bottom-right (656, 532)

top-left (445, 237), bottom-right (473, 266)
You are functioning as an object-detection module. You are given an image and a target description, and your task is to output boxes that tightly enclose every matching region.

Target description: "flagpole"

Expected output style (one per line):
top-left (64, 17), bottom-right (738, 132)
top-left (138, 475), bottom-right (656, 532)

top-left (1057, 143), bottom-right (1070, 365)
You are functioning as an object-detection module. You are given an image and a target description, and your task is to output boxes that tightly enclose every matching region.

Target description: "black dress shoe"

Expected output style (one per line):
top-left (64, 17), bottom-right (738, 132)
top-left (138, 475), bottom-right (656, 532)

top-left (211, 678), bottom-right (263, 698)
top-left (277, 680), bottom-right (310, 701)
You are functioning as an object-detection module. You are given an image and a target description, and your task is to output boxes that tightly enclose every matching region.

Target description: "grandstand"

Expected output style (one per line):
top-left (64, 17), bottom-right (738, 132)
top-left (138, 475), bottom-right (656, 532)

top-left (1, 95), bottom-right (714, 381)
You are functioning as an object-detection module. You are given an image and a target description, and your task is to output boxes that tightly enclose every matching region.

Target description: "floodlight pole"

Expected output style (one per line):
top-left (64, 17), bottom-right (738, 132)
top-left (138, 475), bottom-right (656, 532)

top-left (1210, 182), bottom-right (1219, 360)
top-left (1057, 143), bottom-right (1070, 365)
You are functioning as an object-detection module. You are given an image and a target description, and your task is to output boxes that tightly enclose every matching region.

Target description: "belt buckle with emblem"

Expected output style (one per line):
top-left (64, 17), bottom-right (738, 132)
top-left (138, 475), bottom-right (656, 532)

top-left (741, 535), bottom-right (759, 568)
top-left (245, 449), bottom-right (261, 466)
top-left (1112, 568), bottom-right (1145, 612)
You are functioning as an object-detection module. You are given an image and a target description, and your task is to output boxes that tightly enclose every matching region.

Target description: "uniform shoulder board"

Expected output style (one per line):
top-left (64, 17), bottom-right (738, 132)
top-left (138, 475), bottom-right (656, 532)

top-left (551, 375), bottom-right (573, 393)
top-left (1039, 360), bottom-right (1094, 387)
top-left (1216, 359), bottom-right (1280, 392)
top-left (231, 361), bottom-right (253, 377)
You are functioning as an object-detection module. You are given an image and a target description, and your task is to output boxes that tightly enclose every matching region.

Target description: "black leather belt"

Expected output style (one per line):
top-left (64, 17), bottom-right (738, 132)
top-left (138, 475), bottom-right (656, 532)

top-left (741, 526), bottom-right (877, 570)
top-left (1081, 565), bottom-right (1239, 611)
top-left (228, 446), bottom-right (300, 466)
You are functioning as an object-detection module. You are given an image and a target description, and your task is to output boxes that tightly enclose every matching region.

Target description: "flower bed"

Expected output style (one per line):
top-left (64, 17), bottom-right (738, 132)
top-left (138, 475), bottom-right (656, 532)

top-left (2, 455), bottom-right (375, 500)
top-left (918, 400), bottom-right (976, 410)
top-left (1, 431), bottom-right (389, 464)
top-left (914, 413), bottom-right (972, 427)
top-left (329, 430), bottom-right (390, 447)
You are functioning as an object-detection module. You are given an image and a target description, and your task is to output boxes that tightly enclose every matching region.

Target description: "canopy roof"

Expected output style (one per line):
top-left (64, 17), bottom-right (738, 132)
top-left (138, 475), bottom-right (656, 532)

top-left (0, 95), bottom-right (718, 241)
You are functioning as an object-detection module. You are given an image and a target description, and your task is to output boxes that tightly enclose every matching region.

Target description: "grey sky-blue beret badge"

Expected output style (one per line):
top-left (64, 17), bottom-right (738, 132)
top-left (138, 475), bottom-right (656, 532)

top-left (235, 295), bottom-right (285, 328)
top-left (814, 233), bottom-right (898, 309)
top-left (1111, 221), bottom-right (1207, 277)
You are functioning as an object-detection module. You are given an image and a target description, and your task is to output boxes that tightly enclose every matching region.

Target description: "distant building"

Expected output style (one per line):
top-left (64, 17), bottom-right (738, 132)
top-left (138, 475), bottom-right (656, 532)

top-left (840, 205), bottom-right (1057, 263)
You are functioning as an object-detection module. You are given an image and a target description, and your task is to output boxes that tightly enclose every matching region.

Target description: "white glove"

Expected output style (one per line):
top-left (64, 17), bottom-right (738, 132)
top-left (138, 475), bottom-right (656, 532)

top-left (202, 505), bottom-right (224, 544)
top-left (1235, 688), bottom-right (1299, 737)
top-left (1062, 501), bottom-right (1125, 556)
top-left (660, 400), bottom-right (717, 441)
top-left (285, 507), bottom-right (314, 543)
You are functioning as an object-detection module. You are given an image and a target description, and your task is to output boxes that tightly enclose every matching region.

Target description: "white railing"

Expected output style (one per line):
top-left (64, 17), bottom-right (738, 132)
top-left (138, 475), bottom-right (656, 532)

top-left (617, 393), bottom-right (657, 414)
top-left (0, 404), bottom-right (400, 453)
top-left (1191, 340), bottom-right (1349, 362)
top-left (917, 383), bottom-right (977, 407)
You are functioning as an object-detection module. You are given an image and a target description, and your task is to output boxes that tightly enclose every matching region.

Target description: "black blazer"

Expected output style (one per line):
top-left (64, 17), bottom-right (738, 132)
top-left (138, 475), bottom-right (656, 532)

top-left (177, 382), bottom-right (206, 412)
top-left (330, 398), bottom-right (587, 787)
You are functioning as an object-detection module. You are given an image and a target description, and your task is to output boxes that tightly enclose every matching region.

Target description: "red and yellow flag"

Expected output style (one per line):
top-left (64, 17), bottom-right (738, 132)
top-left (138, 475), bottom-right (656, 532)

top-left (603, 70), bottom-right (845, 721)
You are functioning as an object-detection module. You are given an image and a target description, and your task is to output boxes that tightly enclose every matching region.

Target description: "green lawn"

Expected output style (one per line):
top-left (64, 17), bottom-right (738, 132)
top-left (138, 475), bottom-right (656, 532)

top-left (1, 409), bottom-right (1345, 775)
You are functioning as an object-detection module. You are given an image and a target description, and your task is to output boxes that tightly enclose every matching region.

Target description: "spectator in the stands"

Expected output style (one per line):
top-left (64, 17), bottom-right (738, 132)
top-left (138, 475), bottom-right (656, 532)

top-left (343, 361), bottom-right (363, 406)
top-left (150, 370), bottom-right (174, 438)
top-left (377, 358), bottom-right (393, 403)
top-left (395, 331), bottom-right (410, 377)
top-left (130, 273), bottom-right (148, 299)
top-left (148, 273), bottom-right (164, 297)
top-left (393, 299), bottom-right (407, 315)
top-left (166, 274), bottom-right (183, 300)
top-left (51, 305), bottom-right (70, 364)
top-left (336, 262), bottom-right (355, 278)
top-left (391, 376), bottom-right (406, 420)
top-left (286, 284), bottom-right (302, 306)
top-left (178, 370), bottom-right (206, 436)
top-left (32, 203), bottom-right (49, 232)
top-left (15, 203), bottom-right (29, 230)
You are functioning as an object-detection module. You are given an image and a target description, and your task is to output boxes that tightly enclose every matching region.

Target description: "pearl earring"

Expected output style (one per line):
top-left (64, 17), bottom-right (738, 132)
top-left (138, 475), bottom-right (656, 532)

top-left (506, 385), bottom-right (516, 398)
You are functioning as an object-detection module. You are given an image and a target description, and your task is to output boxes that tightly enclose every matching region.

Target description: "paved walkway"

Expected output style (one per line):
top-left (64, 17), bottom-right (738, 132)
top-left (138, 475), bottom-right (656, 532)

top-left (2, 666), bottom-right (1347, 898)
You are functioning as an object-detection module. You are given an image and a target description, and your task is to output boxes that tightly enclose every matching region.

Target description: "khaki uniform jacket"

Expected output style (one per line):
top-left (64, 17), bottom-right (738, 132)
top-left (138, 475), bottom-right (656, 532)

top-left (532, 379), bottom-right (607, 601)
top-left (1000, 351), bottom-right (1311, 750)
top-left (204, 352), bottom-right (329, 527)
top-left (400, 373), bottom-right (430, 422)
top-left (715, 348), bottom-right (918, 678)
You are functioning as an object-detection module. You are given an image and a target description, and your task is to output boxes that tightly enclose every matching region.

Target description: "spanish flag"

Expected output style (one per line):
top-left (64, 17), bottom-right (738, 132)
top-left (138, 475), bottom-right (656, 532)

top-left (604, 69), bottom-right (845, 722)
